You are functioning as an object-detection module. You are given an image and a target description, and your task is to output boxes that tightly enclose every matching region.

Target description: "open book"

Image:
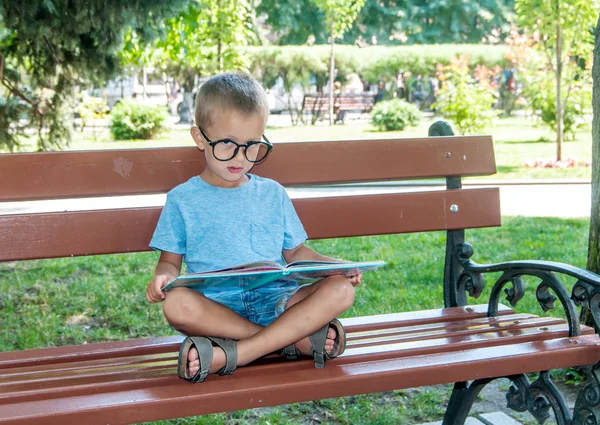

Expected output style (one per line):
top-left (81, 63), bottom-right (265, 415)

top-left (162, 260), bottom-right (386, 292)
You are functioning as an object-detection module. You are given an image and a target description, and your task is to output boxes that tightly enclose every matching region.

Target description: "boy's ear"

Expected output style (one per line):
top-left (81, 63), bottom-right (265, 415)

top-left (190, 126), bottom-right (205, 151)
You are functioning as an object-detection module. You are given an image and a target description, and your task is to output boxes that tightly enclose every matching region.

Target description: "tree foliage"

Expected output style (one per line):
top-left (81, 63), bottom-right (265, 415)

top-left (152, 0), bottom-right (255, 92)
top-left (257, 0), bottom-right (515, 45)
top-left (515, 0), bottom-right (597, 160)
top-left (0, 0), bottom-right (188, 151)
top-left (433, 56), bottom-right (497, 135)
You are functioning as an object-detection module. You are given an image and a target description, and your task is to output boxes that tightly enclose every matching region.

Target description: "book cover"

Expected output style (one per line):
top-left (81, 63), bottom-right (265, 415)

top-left (162, 260), bottom-right (386, 292)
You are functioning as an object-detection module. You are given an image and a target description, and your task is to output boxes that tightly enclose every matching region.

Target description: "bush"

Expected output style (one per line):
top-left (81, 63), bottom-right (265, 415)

top-left (523, 67), bottom-right (592, 140)
top-left (110, 101), bottom-right (167, 140)
top-left (370, 99), bottom-right (422, 131)
top-left (433, 56), bottom-right (496, 135)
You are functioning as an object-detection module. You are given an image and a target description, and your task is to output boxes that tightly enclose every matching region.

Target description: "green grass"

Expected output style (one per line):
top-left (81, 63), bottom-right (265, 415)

top-left (0, 216), bottom-right (591, 424)
top-left (12, 115), bottom-right (592, 181)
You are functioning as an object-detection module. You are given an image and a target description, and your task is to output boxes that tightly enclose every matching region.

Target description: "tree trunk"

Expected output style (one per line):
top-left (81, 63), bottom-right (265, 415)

top-left (218, 38), bottom-right (222, 72)
top-left (583, 14), bottom-right (600, 327)
top-left (555, 10), bottom-right (564, 162)
top-left (588, 15), bottom-right (600, 274)
top-left (329, 20), bottom-right (335, 126)
top-left (142, 67), bottom-right (148, 101)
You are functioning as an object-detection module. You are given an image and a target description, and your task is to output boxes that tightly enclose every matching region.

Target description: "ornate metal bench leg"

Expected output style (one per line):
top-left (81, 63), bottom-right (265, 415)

top-left (507, 371), bottom-right (571, 425)
top-left (444, 373), bottom-right (571, 425)
top-left (443, 378), bottom-right (494, 425)
top-left (572, 364), bottom-right (600, 425)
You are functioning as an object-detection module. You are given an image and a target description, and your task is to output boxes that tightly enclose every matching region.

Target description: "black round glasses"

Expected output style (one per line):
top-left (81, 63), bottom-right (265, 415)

top-left (198, 127), bottom-right (273, 163)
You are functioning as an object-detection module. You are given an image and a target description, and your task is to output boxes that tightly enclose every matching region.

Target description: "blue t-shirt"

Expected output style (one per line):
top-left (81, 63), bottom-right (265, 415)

top-left (149, 174), bottom-right (308, 273)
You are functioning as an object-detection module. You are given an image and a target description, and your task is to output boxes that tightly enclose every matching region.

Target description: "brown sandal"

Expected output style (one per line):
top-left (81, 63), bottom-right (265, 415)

top-left (177, 336), bottom-right (238, 383)
top-left (279, 319), bottom-right (346, 368)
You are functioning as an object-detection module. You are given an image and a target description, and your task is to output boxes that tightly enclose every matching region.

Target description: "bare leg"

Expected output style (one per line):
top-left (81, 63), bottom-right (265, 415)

top-left (165, 276), bottom-right (355, 377)
top-left (163, 288), bottom-right (263, 374)
top-left (283, 278), bottom-right (344, 355)
top-left (235, 275), bottom-right (355, 366)
top-left (163, 288), bottom-right (261, 339)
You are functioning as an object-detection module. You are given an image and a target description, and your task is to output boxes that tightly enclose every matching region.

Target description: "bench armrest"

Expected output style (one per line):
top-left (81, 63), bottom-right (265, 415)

top-left (455, 243), bottom-right (600, 337)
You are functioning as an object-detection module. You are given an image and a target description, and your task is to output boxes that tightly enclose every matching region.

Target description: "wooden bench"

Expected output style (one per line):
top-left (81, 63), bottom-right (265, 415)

top-left (2, 122), bottom-right (600, 425)
top-left (302, 93), bottom-right (375, 124)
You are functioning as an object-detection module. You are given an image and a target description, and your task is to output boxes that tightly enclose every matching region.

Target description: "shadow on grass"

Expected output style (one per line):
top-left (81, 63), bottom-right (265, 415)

top-left (500, 138), bottom-right (552, 144)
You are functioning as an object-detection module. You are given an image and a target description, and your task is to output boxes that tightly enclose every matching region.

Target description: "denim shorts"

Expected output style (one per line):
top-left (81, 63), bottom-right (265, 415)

top-left (199, 278), bottom-right (299, 327)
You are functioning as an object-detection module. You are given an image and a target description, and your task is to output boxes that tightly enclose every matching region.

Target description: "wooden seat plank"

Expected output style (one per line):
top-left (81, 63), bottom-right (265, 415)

top-left (1, 334), bottom-right (598, 425)
top-left (2, 316), bottom-right (590, 391)
top-left (0, 305), bottom-right (509, 369)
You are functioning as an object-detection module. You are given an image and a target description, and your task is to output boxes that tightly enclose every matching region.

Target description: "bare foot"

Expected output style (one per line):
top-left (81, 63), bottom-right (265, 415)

top-left (187, 346), bottom-right (226, 377)
top-left (293, 326), bottom-right (337, 356)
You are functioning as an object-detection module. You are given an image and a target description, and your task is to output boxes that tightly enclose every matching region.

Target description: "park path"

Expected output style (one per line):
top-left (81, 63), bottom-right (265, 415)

top-left (0, 181), bottom-right (591, 218)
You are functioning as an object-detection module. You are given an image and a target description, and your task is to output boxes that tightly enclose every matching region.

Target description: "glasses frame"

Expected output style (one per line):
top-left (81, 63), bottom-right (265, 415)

top-left (198, 127), bottom-right (273, 163)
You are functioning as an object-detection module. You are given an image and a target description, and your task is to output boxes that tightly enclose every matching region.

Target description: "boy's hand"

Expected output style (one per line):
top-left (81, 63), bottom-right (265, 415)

top-left (146, 274), bottom-right (174, 303)
top-left (348, 271), bottom-right (363, 287)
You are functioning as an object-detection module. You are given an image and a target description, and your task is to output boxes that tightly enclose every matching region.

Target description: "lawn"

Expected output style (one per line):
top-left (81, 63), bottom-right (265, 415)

top-left (0, 216), bottom-right (591, 424)
top-left (12, 114), bottom-right (592, 181)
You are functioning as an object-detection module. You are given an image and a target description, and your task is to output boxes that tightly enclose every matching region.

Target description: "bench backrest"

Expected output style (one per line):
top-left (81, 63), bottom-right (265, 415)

top-left (0, 135), bottom-right (499, 263)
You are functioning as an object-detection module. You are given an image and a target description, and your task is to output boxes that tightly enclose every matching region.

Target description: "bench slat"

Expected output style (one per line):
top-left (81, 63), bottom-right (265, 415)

top-left (0, 137), bottom-right (495, 201)
top-left (3, 338), bottom-right (595, 425)
top-left (0, 306), bottom-right (598, 425)
top-left (1, 323), bottom-right (587, 404)
top-left (0, 305), bottom-right (511, 369)
top-left (0, 188), bottom-right (500, 261)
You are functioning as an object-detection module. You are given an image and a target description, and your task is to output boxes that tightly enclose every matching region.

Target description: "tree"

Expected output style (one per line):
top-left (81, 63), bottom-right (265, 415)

top-left (256, 0), bottom-right (515, 46)
top-left (588, 15), bottom-right (600, 278)
top-left (137, 0), bottom-right (255, 122)
top-left (311, 0), bottom-right (366, 124)
top-left (0, 0), bottom-right (188, 151)
top-left (399, 0), bottom-right (515, 44)
top-left (255, 0), bottom-right (327, 45)
top-left (515, 0), bottom-right (598, 161)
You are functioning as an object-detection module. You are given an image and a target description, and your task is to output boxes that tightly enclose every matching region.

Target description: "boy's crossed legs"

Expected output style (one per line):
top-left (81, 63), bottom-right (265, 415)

top-left (163, 276), bottom-right (355, 378)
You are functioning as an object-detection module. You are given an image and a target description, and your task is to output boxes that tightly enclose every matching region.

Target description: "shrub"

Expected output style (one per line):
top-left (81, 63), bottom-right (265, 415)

top-left (433, 55), bottom-right (496, 135)
top-left (370, 99), bottom-right (422, 131)
top-left (110, 101), bottom-right (167, 140)
top-left (523, 67), bottom-right (592, 140)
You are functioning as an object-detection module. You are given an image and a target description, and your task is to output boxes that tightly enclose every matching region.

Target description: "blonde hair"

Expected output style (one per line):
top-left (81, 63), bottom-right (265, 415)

top-left (194, 72), bottom-right (270, 128)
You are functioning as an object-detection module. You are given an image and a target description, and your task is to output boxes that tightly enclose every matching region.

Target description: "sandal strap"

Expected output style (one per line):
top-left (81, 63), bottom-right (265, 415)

top-left (325, 319), bottom-right (346, 360)
top-left (309, 323), bottom-right (330, 369)
top-left (178, 337), bottom-right (213, 383)
top-left (206, 337), bottom-right (238, 375)
top-left (309, 319), bottom-right (347, 368)
top-left (280, 344), bottom-right (301, 360)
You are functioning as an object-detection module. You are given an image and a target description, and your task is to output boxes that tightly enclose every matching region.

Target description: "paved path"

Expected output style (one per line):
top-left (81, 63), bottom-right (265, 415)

top-left (420, 411), bottom-right (523, 425)
top-left (0, 181), bottom-right (591, 217)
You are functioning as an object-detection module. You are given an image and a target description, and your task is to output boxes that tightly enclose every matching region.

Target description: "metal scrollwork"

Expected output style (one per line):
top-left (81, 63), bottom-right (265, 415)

top-left (487, 270), bottom-right (526, 317)
top-left (572, 280), bottom-right (600, 333)
top-left (526, 372), bottom-right (571, 425)
top-left (455, 243), bottom-right (580, 335)
top-left (506, 374), bottom-right (530, 412)
top-left (537, 284), bottom-right (558, 312)
top-left (455, 242), bottom-right (485, 303)
top-left (573, 365), bottom-right (600, 425)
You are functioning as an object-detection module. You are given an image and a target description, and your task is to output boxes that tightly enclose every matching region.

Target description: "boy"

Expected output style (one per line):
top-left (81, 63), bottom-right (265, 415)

top-left (146, 72), bottom-right (361, 383)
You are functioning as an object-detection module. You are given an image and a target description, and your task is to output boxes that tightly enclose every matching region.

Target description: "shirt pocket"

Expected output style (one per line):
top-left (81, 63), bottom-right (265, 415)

top-left (251, 223), bottom-right (284, 259)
